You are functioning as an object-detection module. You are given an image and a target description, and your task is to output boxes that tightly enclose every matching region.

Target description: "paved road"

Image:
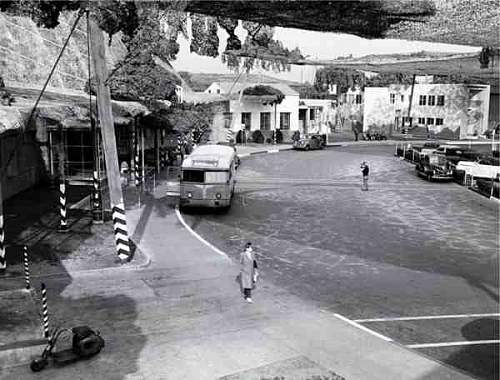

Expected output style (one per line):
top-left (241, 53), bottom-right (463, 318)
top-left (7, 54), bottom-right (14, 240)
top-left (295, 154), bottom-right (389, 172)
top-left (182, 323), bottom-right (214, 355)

top-left (182, 145), bottom-right (499, 380)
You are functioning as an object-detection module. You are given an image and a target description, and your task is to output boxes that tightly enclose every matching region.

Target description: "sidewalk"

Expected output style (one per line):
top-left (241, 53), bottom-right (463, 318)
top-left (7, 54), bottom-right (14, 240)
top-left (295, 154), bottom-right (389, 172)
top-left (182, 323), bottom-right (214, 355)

top-left (0, 174), bottom-right (476, 379)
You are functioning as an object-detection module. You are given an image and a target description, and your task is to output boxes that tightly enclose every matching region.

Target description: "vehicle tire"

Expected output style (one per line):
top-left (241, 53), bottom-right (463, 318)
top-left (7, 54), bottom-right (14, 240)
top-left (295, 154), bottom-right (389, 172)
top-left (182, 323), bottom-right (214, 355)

top-left (427, 173), bottom-right (432, 182)
top-left (30, 358), bottom-right (48, 372)
top-left (305, 145), bottom-right (310, 151)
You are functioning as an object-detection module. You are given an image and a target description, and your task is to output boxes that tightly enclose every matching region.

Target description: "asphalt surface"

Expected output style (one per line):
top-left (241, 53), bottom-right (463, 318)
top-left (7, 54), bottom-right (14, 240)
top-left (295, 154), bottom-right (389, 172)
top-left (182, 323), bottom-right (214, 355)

top-left (182, 145), bottom-right (500, 380)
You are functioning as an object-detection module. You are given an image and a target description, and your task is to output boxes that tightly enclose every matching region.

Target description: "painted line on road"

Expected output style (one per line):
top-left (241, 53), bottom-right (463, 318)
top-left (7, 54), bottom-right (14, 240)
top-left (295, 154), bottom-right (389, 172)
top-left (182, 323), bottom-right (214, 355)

top-left (174, 206), bottom-right (231, 261)
top-left (334, 313), bottom-right (393, 342)
top-left (354, 313), bottom-right (500, 323)
top-left (408, 340), bottom-right (500, 349)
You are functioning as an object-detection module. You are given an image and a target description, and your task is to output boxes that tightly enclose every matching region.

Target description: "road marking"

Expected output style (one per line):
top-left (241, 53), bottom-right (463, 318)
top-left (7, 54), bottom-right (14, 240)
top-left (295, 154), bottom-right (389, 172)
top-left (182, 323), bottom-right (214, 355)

top-left (408, 340), bottom-right (500, 349)
top-left (354, 313), bottom-right (500, 323)
top-left (334, 313), bottom-right (393, 342)
top-left (174, 206), bottom-right (231, 261)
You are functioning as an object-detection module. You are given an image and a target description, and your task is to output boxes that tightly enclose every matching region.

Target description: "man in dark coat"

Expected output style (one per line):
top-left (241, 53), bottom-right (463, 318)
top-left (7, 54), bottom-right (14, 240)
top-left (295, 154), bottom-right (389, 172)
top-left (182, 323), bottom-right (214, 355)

top-left (361, 161), bottom-right (369, 191)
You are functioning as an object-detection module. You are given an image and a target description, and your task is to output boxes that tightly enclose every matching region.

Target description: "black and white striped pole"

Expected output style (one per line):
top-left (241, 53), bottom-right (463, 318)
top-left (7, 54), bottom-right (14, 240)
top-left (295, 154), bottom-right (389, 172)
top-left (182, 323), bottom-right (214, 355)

top-left (24, 246), bottom-right (30, 290)
top-left (0, 213), bottom-right (5, 273)
top-left (92, 170), bottom-right (103, 224)
top-left (112, 203), bottom-right (131, 262)
top-left (40, 283), bottom-right (51, 343)
top-left (134, 126), bottom-right (141, 187)
top-left (59, 181), bottom-right (68, 232)
top-left (226, 128), bottom-right (233, 143)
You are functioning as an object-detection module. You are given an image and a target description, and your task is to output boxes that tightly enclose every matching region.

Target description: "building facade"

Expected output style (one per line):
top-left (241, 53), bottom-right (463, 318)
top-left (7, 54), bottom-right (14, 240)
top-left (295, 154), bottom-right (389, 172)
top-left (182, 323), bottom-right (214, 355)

top-left (363, 83), bottom-right (490, 139)
top-left (204, 82), bottom-right (300, 142)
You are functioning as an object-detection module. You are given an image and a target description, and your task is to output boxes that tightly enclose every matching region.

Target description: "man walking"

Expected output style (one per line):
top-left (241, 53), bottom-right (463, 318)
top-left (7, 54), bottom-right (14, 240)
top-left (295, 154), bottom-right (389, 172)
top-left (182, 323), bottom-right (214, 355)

top-left (240, 242), bottom-right (258, 303)
top-left (361, 161), bottom-right (369, 191)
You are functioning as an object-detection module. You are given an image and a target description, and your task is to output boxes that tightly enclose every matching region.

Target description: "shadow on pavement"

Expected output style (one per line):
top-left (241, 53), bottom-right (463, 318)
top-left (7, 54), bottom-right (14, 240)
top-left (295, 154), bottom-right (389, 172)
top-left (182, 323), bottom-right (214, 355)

top-left (444, 318), bottom-right (499, 380)
top-left (0, 184), bottom-right (146, 379)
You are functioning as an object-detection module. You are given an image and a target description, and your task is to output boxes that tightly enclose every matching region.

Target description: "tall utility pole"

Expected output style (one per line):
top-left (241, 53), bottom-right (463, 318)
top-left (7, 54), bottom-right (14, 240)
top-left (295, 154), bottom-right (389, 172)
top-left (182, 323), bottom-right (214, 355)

top-left (406, 74), bottom-right (417, 132)
top-left (89, 17), bottom-right (131, 262)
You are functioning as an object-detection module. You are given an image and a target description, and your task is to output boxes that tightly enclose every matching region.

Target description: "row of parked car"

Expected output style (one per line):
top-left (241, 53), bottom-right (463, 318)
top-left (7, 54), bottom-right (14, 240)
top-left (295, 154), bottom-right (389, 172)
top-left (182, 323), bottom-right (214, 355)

top-left (396, 142), bottom-right (500, 199)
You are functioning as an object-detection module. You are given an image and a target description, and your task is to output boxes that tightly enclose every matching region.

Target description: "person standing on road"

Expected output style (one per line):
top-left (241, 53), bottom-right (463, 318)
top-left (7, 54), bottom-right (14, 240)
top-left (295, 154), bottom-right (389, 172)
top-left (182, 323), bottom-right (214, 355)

top-left (361, 161), bottom-right (369, 191)
top-left (240, 242), bottom-right (258, 303)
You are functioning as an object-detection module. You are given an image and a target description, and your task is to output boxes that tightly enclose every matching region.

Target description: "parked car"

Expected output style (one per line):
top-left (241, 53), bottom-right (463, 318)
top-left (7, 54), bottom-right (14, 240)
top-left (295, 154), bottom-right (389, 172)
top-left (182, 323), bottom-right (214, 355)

top-left (293, 134), bottom-right (325, 150)
top-left (415, 153), bottom-right (454, 181)
top-left (454, 157), bottom-right (500, 181)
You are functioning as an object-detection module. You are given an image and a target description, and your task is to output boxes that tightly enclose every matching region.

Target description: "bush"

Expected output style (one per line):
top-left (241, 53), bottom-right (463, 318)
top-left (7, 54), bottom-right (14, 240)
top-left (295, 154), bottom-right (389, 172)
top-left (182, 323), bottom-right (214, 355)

top-left (252, 130), bottom-right (265, 143)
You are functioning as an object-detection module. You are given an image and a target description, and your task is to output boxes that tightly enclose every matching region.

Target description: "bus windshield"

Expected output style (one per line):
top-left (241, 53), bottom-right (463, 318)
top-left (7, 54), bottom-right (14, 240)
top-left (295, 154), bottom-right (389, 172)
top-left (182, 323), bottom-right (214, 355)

top-left (182, 170), bottom-right (228, 183)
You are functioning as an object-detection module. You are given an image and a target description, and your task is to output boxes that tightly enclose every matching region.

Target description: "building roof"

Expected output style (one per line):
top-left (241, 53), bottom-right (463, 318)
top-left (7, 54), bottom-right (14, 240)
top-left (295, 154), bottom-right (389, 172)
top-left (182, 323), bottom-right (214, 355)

top-left (210, 81), bottom-right (298, 96)
top-left (0, 83), bottom-right (150, 133)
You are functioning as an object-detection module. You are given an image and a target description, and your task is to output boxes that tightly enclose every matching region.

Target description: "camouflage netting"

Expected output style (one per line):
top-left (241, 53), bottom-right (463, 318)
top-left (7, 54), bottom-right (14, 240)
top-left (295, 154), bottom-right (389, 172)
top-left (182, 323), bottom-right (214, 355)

top-left (186, 0), bottom-right (500, 47)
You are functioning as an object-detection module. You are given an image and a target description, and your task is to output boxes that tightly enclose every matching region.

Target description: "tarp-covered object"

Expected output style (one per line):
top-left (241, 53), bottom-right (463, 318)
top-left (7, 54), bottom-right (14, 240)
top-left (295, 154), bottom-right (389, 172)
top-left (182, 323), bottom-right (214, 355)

top-left (0, 84), bottom-right (150, 131)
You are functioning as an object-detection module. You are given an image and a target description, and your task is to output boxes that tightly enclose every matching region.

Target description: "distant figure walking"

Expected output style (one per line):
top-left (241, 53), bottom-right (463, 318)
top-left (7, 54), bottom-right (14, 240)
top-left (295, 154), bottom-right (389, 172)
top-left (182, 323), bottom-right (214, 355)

top-left (239, 242), bottom-right (258, 303)
top-left (361, 161), bottom-right (369, 191)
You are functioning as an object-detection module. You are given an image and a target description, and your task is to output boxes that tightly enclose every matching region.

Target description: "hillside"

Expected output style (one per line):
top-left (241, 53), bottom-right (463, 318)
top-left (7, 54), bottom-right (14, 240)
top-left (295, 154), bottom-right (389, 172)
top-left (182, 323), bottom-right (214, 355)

top-left (178, 71), bottom-right (302, 92)
top-left (0, 11), bottom-right (125, 91)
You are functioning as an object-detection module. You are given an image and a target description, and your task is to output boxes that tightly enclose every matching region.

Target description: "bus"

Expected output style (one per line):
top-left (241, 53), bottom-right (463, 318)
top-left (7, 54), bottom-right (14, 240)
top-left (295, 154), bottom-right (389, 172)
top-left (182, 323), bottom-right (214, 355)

top-left (179, 144), bottom-right (237, 209)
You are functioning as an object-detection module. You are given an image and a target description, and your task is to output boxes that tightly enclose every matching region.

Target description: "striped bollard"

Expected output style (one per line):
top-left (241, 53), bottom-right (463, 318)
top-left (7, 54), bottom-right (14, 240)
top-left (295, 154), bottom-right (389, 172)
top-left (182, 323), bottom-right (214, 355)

top-left (112, 203), bottom-right (131, 262)
top-left (59, 181), bottom-right (68, 232)
top-left (24, 246), bottom-right (30, 289)
top-left (0, 214), bottom-right (5, 272)
top-left (41, 283), bottom-right (51, 342)
top-left (134, 149), bottom-right (141, 186)
top-left (92, 170), bottom-right (103, 224)
top-left (226, 129), bottom-right (232, 143)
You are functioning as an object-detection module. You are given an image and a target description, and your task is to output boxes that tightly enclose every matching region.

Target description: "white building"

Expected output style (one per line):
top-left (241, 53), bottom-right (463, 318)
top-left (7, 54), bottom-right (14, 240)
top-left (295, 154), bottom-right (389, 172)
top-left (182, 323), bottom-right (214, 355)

top-left (363, 83), bottom-right (490, 139)
top-left (204, 82), bottom-right (300, 140)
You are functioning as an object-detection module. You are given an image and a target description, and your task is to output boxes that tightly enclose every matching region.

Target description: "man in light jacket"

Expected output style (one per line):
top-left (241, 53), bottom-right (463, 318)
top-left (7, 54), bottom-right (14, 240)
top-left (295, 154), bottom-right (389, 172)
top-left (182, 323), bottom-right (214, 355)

top-left (240, 242), bottom-right (258, 303)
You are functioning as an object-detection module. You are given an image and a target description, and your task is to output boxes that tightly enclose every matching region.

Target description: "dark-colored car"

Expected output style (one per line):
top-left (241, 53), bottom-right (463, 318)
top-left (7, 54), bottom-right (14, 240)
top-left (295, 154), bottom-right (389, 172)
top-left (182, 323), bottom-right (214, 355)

top-left (415, 153), bottom-right (454, 181)
top-left (293, 134), bottom-right (325, 151)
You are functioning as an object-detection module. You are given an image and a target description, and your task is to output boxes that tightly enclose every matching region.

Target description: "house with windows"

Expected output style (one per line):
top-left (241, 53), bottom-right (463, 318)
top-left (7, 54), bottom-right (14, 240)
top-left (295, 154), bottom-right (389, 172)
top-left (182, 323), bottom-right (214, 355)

top-left (204, 81), bottom-right (300, 142)
top-left (363, 83), bottom-right (490, 139)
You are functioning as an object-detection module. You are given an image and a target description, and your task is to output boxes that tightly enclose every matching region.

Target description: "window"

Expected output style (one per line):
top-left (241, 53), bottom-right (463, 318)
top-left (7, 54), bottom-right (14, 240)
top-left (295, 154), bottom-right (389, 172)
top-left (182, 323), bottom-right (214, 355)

top-left (400, 95), bottom-right (405, 103)
top-left (436, 118), bottom-right (443, 126)
top-left (205, 171), bottom-right (228, 183)
top-left (183, 170), bottom-right (204, 183)
top-left (418, 117), bottom-right (426, 125)
top-left (280, 112), bottom-right (291, 130)
top-left (419, 95), bottom-right (426, 106)
top-left (309, 109), bottom-right (315, 120)
top-left (402, 116), bottom-right (413, 125)
top-left (390, 93), bottom-right (396, 104)
top-left (241, 112), bottom-right (251, 130)
top-left (426, 117), bottom-right (434, 125)
top-left (437, 95), bottom-right (445, 106)
top-left (428, 95), bottom-right (436, 106)
top-left (260, 112), bottom-right (271, 130)
top-left (216, 89), bottom-right (220, 94)
top-left (355, 94), bottom-right (362, 104)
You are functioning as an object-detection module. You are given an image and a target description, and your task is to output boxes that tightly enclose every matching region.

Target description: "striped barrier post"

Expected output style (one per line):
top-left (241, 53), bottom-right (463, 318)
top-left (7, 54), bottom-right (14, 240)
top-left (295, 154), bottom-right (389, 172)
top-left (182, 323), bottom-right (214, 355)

top-left (226, 129), bottom-right (233, 143)
top-left (0, 214), bottom-right (5, 272)
top-left (112, 203), bottom-right (131, 262)
top-left (41, 283), bottom-right (51, 342)
top-left (24, 246), bottom-right (30, 290)
top-left (134, 128), bottom-right (141, 187)
top-left (59, 181), bottom-right (68, 232)
top-left (92, 170), bottom-right (103, 223)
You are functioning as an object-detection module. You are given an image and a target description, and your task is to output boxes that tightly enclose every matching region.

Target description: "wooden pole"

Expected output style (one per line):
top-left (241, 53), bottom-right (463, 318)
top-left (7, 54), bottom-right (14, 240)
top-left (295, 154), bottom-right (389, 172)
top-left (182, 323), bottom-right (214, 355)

top-left (89, 18), bottom-right (131, 262)
top-left (407, 74), bottom-right (417, 132)
top-left (0, 179), bottom-right (5, 272)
